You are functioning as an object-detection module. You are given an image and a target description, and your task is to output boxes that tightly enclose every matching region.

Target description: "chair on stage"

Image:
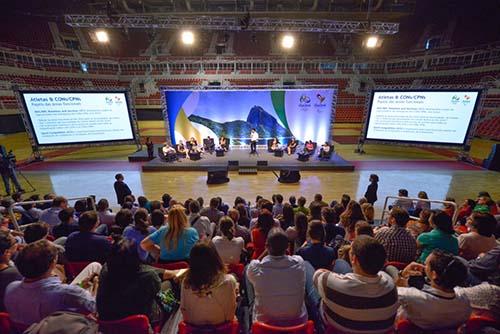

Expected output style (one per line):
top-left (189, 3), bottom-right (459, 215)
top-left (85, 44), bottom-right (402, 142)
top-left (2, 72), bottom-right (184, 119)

top-left (216, 148), bottom-right (225, 157)
top-left (189, 151), bottom-right (201, 161)
top-left (274, 149), bottom-right (284, 157)
top-left (318, 144), bottom-right (334, 161)
top-left (203, 138), bottom-right (215, 154)
top-left (158, 147), bottom-right (177, 162)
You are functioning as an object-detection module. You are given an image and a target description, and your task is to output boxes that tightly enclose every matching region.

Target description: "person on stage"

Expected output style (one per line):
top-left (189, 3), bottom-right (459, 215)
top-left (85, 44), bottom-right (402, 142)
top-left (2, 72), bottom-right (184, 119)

top-left (304, 140), bottom-right (315, 154)
top-left (204, 136), bottom-right (215, 154)
top-left (270, 137), bottom-right (280, 152)
top-left (250, 128), bottom-right (258, 154)
top-left (176, 140), bottom-right (189, 158)
top-left (145, 137), bottom-right (154, 159)
top-left (319, 142), bottom-right (332, 159)
top-left (219, 136), bottom-right (228, 151)
top-left (287, 137), bottom-right (298, 155)
top-left (188, 137), bottom-right (199, 151)
top-left (162, 143), bottom-right (176, 155)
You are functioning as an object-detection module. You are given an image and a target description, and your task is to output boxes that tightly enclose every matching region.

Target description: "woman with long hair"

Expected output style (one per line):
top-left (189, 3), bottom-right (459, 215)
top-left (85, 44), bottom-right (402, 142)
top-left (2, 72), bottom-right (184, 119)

top-left (251, 212), bottom-right (275, 259)
top-left (361, 203), bottom-right (375, 225)
top-left (97, 198), bottom-right (116, 228)
top-left (417, 210), bottom-right (458, 263)
top-left (340, 200), bottom-right (366, 241)
top-left (181, 242), bottom-right (237, 325)
top-left (141, 204), bottom-right (199, 262)
top-left (286, 212), bottom-right (308, 253)
top-left (212, 216), bottom-right (245, 264)
top-left (278, 203), bottom-right (295, 230)
top-left (123, 208), bottom-right (157, 262)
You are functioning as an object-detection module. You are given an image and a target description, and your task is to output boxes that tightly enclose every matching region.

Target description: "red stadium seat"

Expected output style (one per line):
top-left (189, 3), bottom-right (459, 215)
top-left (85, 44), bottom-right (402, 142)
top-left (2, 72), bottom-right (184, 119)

top-left (152, 261), bottom-right (189, 270)
top-left (178, 320), bottom-right (239, 334)
top-left (463, 315), bottom-right (500, 332)
top-left (227, 263), bottom-right (245, 281)
top-left (385, 261), bottom-right (409, 270)
top-left (394, 319), bottom-right (421, 333)
top-left (64, 261), bottom-right (91, 280)
top-left (99, 315), bottom-right (153, 334)
top-left (252, 320), bottom-right (314, 334)
top-left (0, 312), bottom-right (11, 333)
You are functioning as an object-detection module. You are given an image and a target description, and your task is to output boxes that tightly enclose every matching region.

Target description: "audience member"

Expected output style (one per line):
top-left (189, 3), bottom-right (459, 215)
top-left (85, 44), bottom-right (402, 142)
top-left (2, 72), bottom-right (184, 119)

top-left (213, 216), bottom-right (245, 265)
top-left (340, 194), bottom-right (351, 210)
top-left (361, 203), bottom-right (375, 225)
top-left (39, 196), bottom-right (68, 232)
top-left (314, 236), bottom-right (398, 333)
top-left (249, 200), bottom-right (280, 230)
top-left (355, 221), bottom-right (374, 237)
top-left (252, 212), bottom-right (275, 259)
top-left (5, 240), bottom-right (99, 327)
top-left (406, 209), bottom-right (432, 238)
top-left (417, 211), bottom-right (458, 263)
top-left (457, 199), bottom-right (476, 222)
top-left (114, 208), bottom-right (134, 232)
top-left (364, 174), bottom-right (379, 205)
top-left (0, 230), bottom-right (21, 312)
top-left (322, 206), bottom-right (344, 245)
top-left (309, 194), bottom-right (328, 209)
top-left (123, 208), bottom-right (157, 262)
top-left (297, 221), bottom-right (335, 270)
top-left (236, 203), bottom-right (251, 228)
top-left (188, 200), bottom-right (213, 240)
top-left (272, 194), bottom-right (284, 217)
top-left (340, 200), bottom-right (366, 241)
top-left (52, 207), bottom-right (79, 239)
top-left (141, 205), bottom-right (199, 262)
top-left (308, 202), bottom-right (323, 221)
top-left (294, 196), bottom-right (310, 215)
top-left (277, 203), bottom-right (295, 230)
top-left (393, 189), bottom-right (414, 212)
top-left (375, 208), bottom-right (416, 264)
top-left (286, 211), bottom-right (308, 253)
top-left (395, 250), bottom-right (471, 330)
top-left (247, 229), bottom-right (308, 327)
top-left (65, 211), bottom-right (111, 263)
top-left (24, 222), bottom-right (50, 244)
top-left (227, 208), bottom-right (251, 244)
top-left (161, 193), bottom-right (172, 210)
top-left (466, 245), bottom-right (500, 285)
top-left (443, 197), bottom-right (456, 217)
top-left (458, 212), bottom-right (497, 260)
top-left (150, 209), bottom-right (166, 229)
top-left (200, 198), bottom-right (224, 224)
top-left (113, 173), bottom-right (132, 206)
top-left (289, 196), bottom-right (298, 209)
top-left (181, 242), bottom-right (237, 325)
top-left (96, 199), bottom-right (115, 227)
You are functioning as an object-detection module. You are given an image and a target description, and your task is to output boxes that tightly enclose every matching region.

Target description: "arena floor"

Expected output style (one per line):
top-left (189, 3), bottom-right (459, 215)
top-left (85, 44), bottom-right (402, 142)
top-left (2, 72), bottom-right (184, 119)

top-left (1, 122), bottom-right (499, 217)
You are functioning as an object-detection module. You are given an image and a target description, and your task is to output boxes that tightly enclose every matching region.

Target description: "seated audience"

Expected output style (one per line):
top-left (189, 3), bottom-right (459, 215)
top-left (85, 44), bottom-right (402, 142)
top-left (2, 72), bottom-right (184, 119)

top-left (213, 216), bottom-right (245, 265)
top-left (188, 200), bottom-right (213, 240)
top-left (252, 212), bottom-right (275, 259)
top-left (417, 210), bottom-right (459, 263)
top-left (97, 198), bottom-right (115, 227)
top-left (393, 189), bottom-right (414, 212)
top-left (322, 206), bottom-right (345, 245)
top-left (309, 202), bottom-right (323, 221)
top-left (375, 208), bottom-right (417, 264)
top-left (443, 197), bottom-right (456, 217)
top-left (457, 199), bottom-right (476, 222)
top-left (277, 203), bottom-right (295, 230)
top-left (65, 211), bottom-right (112, 263)
top-left (227, 208), bottom-right (251, 244)
top-left (123, 209), bottom-right (157, 262)
top-left (287, 137), bottom-right (298, 155)
top-left (5, 240), bottom-right (99, 327)
top-left (249, 200), bottom-right (280, 230)
top-left (309, 193), bottom-right (328, 209)
top-left (467, 245), bottom-right (500, 284)
top-left (286, 212), bottom-right (308, 253)
top-left (340, 200), bottom-right (366, 241)
top-left (23, 222), bottom-right (50, 244)
top-left (355, 221), bottom-right (374, 237)
top-left (236, 203), bottom-right (251, 228)
top-left (0, 230), bottom-right (21, 312)
top-left (150, 209), bottom-right (166, 229)
top-left (458, 212), bottom-right (498, 260)
top-left (97, 239), bottom-right (165, 323)
top-left (200, 197), bottom-right (224, 224)
top-left (272, 194), bottom-right (284, 217)
top-left (456, 282), bottom-right (500, 321)
top-left (414, 191), bottom-right (430, 215)
top-left (361, 203), bottom-right (375, 225)
top-left (297, 220), bottom-right (335, 270)
top-left (396, 250), bottom-right (471, 330)
top-left (314, 236), bottom-right (398, 333)
top-left (406, 209), bottom-right (432, 238)
top-left (247, 229), bottom-right (308, 326)
top-left (141, 205), bottom-right (199, 262)
top-left (294, 196), bottom-right (310, 216)
top-left (340, 194), bottom-right (351, 210)
top-left (52, 207), bottom-right (79, 240)
top-left (181, 242), bottom-right (237, 325)
top-left (40, 196), bottom-right (68, 232)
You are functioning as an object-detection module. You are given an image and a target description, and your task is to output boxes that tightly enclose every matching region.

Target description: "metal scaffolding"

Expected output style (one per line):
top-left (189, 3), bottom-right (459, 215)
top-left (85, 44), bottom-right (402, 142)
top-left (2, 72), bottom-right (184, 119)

top-left (64, 14), bottom-right (399, 34)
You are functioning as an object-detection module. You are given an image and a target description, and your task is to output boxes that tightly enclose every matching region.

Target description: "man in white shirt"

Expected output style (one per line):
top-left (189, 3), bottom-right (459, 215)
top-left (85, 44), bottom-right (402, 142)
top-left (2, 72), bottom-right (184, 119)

top-left (394, 250), bottom-right (471, 330)
top-left (188, 200), bottom-right (213, 240)
top-left (250, 129), bottom-right (259, 154)
top-left (245, 229), bottom-right (307, 332)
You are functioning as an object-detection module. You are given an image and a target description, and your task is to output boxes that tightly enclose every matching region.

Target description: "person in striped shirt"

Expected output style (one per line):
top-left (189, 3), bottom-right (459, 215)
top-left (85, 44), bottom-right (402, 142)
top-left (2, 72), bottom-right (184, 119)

top-left (313, 236), bottom-right (398, 333)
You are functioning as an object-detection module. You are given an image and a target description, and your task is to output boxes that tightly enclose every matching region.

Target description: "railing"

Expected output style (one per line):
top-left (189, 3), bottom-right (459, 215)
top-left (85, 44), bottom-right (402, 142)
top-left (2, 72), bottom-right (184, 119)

top-left (380, 196), bottom-right (459, 224)
top-left (8, 196), bottom-right (96, 230)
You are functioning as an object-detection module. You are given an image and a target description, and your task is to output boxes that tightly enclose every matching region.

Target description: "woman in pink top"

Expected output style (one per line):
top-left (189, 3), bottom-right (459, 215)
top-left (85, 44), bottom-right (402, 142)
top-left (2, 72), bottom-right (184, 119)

top-left (458, 213), bottom-right (498, 260)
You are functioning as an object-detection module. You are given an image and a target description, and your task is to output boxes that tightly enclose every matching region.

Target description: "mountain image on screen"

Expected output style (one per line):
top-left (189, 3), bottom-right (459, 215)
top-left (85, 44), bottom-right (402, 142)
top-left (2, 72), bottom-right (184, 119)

top-left (188, 105), bottom-right (292, 144)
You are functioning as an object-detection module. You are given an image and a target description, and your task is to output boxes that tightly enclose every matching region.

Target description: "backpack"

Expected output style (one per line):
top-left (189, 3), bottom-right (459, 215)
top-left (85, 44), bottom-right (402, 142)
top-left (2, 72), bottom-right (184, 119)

top-left (24, 312), bottom-right (98, 334)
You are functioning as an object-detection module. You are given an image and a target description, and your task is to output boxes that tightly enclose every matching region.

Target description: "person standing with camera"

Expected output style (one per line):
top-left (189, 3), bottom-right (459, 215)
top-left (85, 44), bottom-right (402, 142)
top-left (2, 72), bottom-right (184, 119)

top-left (0, 146), bottom-right (24, 195)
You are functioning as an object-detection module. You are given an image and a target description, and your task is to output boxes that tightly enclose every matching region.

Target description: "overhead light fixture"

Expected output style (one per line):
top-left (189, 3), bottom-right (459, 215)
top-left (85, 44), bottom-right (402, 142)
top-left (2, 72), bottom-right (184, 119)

top-left (95, 30), bottom-right (109, 43)
top-left (281, 34), bottom-right (295, 49)
top-left (181, 30), bottom-right (195, 45)
top-left (365, 35), bottom-right (379, 49)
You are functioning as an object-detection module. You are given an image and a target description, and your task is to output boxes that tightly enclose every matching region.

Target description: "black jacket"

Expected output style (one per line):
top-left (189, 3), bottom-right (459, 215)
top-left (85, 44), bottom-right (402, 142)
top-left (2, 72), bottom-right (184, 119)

top-left (114, 181), bottom-right (132, 205)
top-left (365, 182), bottom-right (378, 204)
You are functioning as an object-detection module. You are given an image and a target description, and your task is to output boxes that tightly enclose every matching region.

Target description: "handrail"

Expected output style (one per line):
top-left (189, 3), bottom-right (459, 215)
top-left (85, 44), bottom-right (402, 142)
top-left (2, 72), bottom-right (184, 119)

top-left (8, 196), bottom-right (96, 231)
top-left (380, 196), bottom-right (459, 224)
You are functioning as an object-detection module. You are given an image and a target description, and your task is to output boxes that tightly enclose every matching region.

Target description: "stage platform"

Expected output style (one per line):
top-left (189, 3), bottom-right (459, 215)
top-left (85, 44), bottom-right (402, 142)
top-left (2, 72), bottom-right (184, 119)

top-left (130, 146), bottom-right (355, 172)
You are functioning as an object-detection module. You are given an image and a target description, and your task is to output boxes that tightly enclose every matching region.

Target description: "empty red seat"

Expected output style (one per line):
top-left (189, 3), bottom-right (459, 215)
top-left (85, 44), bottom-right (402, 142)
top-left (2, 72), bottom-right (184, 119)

top-left (99, 314), bottom-right (154, 334)
top-left (178, 320), bottom-right (239, 334)
top-left (252, 320), bottom-right (314, 334)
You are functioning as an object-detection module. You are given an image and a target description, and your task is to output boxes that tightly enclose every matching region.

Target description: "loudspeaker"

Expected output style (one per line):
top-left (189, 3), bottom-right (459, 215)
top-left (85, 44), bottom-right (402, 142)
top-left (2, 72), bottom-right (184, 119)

top-left (278, 168), bottom-right (301, 183)
top-left (228, 160), bottom-right (239, 166)
top-left (207, 168), bottom-right (230, 184)
top-left (483, 144), bottom-right (500, 172)
top-left (257, 160), bottom-right (268, 166)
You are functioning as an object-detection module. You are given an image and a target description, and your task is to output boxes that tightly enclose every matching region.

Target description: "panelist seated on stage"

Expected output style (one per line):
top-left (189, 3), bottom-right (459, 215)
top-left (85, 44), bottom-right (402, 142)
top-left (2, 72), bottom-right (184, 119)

top-left (187, 137), bottom-right (201, 153)
top-left (162, 143), bottom-right (176, 156)
top-left (287, 137), bottom-right (298, 155)
top-left (218, 136), bottom-right (229, 151)
top-left (203, 136), bottom-right (215, 153)
top-left (303, 140), bottom-right (315, 154)
top-left (269, 137), bottom-right (281, 152)
top-left (176, 140), bottom-right (189, 158)
top-left (319, 142), bottom-right (333, 159)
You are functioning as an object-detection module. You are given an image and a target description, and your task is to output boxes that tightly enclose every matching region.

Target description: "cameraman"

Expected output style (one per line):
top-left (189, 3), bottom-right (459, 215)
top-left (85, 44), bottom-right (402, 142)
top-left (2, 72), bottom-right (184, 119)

top-left (0, 146), bottom-right (24, 195)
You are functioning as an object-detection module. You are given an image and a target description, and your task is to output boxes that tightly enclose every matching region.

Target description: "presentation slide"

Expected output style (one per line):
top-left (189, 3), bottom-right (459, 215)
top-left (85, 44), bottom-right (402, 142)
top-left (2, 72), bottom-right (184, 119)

top-left (165, 89), bottom-right (336, 146)
top-left (21, 91), bottom-right (135, 145)
top-left (365, 90), bottom-right (480, 145)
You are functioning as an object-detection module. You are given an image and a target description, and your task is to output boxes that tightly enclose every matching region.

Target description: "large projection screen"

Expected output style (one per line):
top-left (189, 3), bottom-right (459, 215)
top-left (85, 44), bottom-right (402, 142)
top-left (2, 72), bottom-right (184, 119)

top-left (20, 91), bottom-right (136, 146)
top-left (365, 89), bottom-right (481, 146)
top-left (164, 88), bottom-right (336, 146)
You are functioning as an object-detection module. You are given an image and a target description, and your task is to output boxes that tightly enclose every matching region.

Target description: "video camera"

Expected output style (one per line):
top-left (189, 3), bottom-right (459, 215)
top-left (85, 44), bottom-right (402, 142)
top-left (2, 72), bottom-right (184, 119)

top-left (0, 145), bottom-right (17, 170)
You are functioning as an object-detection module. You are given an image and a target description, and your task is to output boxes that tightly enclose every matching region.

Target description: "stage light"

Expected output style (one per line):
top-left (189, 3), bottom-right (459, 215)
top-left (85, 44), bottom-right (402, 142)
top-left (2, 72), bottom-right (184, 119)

top-left (281, 34), bottom-right (295, 49)
top-left (95, 30), bottom-right (109, 43)
top-left (365, 35), bottom-right (379, 48)
top-left (181, 30), bottom-right (195, 45)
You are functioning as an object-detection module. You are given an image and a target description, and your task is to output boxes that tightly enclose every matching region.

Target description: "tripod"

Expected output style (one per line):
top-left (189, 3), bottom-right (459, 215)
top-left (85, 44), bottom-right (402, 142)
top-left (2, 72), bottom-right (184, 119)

top-left (15, 169), bottom-right (36, 193)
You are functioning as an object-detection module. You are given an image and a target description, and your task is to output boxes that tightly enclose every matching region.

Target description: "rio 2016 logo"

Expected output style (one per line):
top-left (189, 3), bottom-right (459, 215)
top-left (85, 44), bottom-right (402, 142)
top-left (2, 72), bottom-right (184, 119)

top-left (105, 97), bottom-right (113, 104)
top-left (299, 95), bottom-right (311, 104)
top-left (451, 95), bottom-right (460, 104)
top-left (316, 94), bottom-right (326, 103)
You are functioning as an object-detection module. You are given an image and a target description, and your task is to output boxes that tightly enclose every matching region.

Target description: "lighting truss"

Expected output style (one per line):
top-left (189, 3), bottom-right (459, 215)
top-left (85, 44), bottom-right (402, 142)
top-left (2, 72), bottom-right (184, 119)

top-left (64, 14), bottom-right (399, 34)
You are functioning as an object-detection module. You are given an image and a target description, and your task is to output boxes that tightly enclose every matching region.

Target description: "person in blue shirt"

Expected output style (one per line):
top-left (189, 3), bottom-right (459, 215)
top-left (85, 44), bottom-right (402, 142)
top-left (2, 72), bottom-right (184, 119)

top-left (123, 208), bottom-right (156, 262)
top-left (296, 220), bottom-right (335, 270)
top-left (141, 204), bottom-right (198, 262)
